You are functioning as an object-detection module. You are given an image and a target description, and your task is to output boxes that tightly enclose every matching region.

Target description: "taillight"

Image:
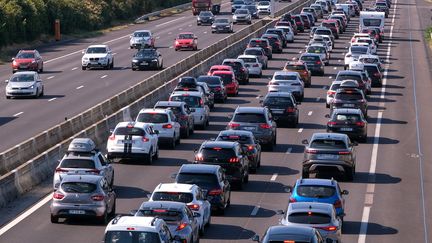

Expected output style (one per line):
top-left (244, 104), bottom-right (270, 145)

top-left (286, 107), bottom-right (295, 113)
top-left (247, 145), bottom-right (254, 150)
top-left (142, 137), bottom-right (150, 142)
top-left (356, 121), bottom-right (365, 127)
top-left (208, 189), bottom-right (223, 195)
top-left (240, 67), bottom-right (246, 72)
top-left (162, 124), bottom-right (173, 129)
top-left (86, 169), bottom-right (101, 174)
top-left (55, 168), bottom-right (68, 173)
top-left (214, 87), bottom-right (221, 91)
top-left (339, 151), bottom-right (351, 155)
top-left (177, 222), bottom-right (188, 231)
top-left (289, 197), bottom-right (297, 203)
top-left (228, 122), bottom-right (240, 128)
top-left (316, 61), bottom-right (322, 65)
top-left (317, 226), bottom-right (337, 231)
top-left (91, 194), bottom-right (105, 201)
top-left (334, 199), bottom-right (342, 208)
top-left (200, 99), bottom-right (204, 106)
top-left (53, 192), bottom-right (64, 200)
top-left (188, 204), bottom-right (200, 211)
top-left (327, 90), bottom-right (336, 95)
top-left (327, 121), bottom-right (337, 126)
top-left (229, 157), bottom-right (239, 163)
top-left (306, 149), bottom-right (317, 154)
top-left (109, 134), bottom-right (115, 140)
top-left (259, 123), bottom-right (271, 129)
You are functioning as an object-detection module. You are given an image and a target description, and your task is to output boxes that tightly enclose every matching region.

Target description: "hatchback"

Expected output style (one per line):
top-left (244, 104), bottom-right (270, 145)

top-left (5, 71), bottom-right (44, 99)
top-left (261, 34), bottom-right (283, 53)
top-left (247, 38), bottom-right (273, 59)
top-left (261, 92), bottom-right (300, 127)
top-left (243, 47), bottom-right (268, 68)
top-left (326, 108), bottom-right (368, 142)
top-left (253, 225), bottom-right (326, 243)
top-left (300, 53), bottom-right (325, 76)
top-left (331, 86), bottom-right (368, 117)
top-left (154, 101), bottom-right (195, 138)
top-left (197, 75), bottom-right (227, 102)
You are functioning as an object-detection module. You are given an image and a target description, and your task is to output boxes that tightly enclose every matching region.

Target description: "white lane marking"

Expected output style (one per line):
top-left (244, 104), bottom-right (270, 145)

top-left (71, 67), bottom-right (78, 71)
top-left (48, 98), bottom-right (57, 102)
top-left (364, 194), bottom-right (374, 205)
top-left (204, 31), bottom-right (207, 34)
top-left (270, 174), bottom-right (278, 181)
top-left (188, 24), bottom-right (192, 27)
top-left (316, 97), bottom-right (320, 102)
top-left (366, 184), bottom-right (375, 193)
top-left (285, 147), bottom-right (292, 154)
top-left (338, 59), bottom-right (341, 62)
top-left (251, 206), bottom-right (260, 216)
top-left (13, 112), bottom-right (23, 117)
top-left (358, 206), bottom-right (371, 243)
top-left (0, 193), bottom-right (53, 236)
top-left (156, 17), bottom-right (185, 27)
top-left (45, 49), bottom-right (84, 64)
top-left (369, 111), bottom-right (383, 174)
top-left (308, 111), bottom-right (313, 116)
top-left (298, 51), bottom-right (302, 54)
top-left (101, 75), bottom-right (108, 79)
top-left (168, 32), bottom-right (172, 35)
top-left (169, 46), bottom-right (173, 49)
top-left (76, 85), bottom-right (84, 90)
top-left (329, 76), bottom-right (332, 79)
top-left (297, 128), bottom-right (303, 133)
top-left (47, 76), bottom-right (54, 80)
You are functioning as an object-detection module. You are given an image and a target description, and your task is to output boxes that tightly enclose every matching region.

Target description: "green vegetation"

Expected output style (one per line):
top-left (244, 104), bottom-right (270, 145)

top-left (426, 26), bottom-right (432, 49)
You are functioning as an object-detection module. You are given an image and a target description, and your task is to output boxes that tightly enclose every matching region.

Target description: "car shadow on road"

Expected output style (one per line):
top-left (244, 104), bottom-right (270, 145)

top-left (202, 223), bottom-right (255, 240)
top-left (0, 117), bottom-right (17, 126)
top-left (272, 144), bottom-right (304, 154)
top-left (342, 221), bottom-right (398, 235)
top-left (299, 122), bottom-right (327, 130)
top-left (243, 180), bottom-right (290, 194)
top-left (367, 96), bottom-right (396, 103)
top-left (353, 172), bottom-right (402, 184)
top-left (221, 204), bottom-right (276, 218)
top-left (41, 70), bottom-right (62, 74)
top-left (367, 117), bottom-right (407, 125)
top-left (256, 165), bottom-right (299, 176)
top-left (114, 185), bottom-right (150, 199)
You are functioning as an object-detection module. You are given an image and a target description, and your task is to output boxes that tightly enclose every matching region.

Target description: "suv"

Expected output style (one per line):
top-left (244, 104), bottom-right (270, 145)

top-left (135, 108), bottom-right (181, 148)
top-left (81, 45), bottom-right (114, 70)
top-left (262, 92), bottom-right (299, 127)
top-left (129, 30), bottom-right (155, 49)
top-left (222, 59), bottom-right (250, 84)
top-left (196, 82), bottom-right (215, 108)
top-left (227, 107), bottom-right (277, 150)
top-left (268, 71), bottom-right (304, 101)
top-left (233, 9), bottom-right (252, 24)
top-left (237, 55), bottom-right (263, 77)
top-left (283, 60), bottom-right (311, 87)
top-left (169, 91), bottom-right (210, 129)
top-left (175, 164), bottom-right (231, 214)
top-left (211, 18), bottom-right (233, 33)
top-left (194, 141), bottom-right (249, 189)
top-left (265, 28), bottom-right (287, 47)
top-left (50, 175), bottom-right (116, 224)
top-left (154, 101), bottom-right (195, 138)
top-left (212, 70), bottom-right (238, 96)
top-left (302, 133), bottom-right (357, 181)
top-left (104, 216), bottom-right (178, 243)
top-left (253, 225), bottom-right (325, 243)
top-left (331, 85), bottom-right (368, 117)
top-left (11, 50), bottom-right (43, 73)
top-left (197, 75), bottom-right (227, 102)
top-left (247, 38), bottom-right (273, 59)
top-left (261, 34), bottom-right (283, 53)
top-left (131, 48), bottom-right (163, 70)
top-left (53, 138), bottom-right (114, 190)
top-left (335, 70), bottom-right (368, 94)
top-left (326, 108), bottom-right (368, 142)
top-left (106, 122), bottom-right (159, 164)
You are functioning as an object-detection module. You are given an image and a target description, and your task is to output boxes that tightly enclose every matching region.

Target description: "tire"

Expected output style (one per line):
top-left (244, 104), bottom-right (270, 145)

top-left (345, 167), bottom-right (354, 181)
top-left (40, 88), bottom-right (44, 97)
top-left (153, 146), bottom-right (159, 160)
top-left (6, 96), bottom-right (10, 99)
top-left (176, 134), bottom-right (181, 145)
top-left (33, 89), bottom-right (39, 99)
top-left (302, 170), bottom-right (309, 178)
top-left (110, 173), bottom-right (114, 187)
top-left (50, 214), bottom-right (59, 223)
top-left (110, 60), bottom-right (114, 69)
top-left (82, 66), bottom-right (86, 70)
top-left (249, 166), bottom-right (257, 174)
top-left (145, 150), bottom-right (153, 165)
top-left (244, 172), bottom-right (249, 183)
top-left (169, 138), bottom-right (176, 149)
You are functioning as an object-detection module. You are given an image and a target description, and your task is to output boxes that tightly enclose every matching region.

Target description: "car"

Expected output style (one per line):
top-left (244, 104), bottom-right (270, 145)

top-left (197, 75), bottom-right (227, 102)
top-left (216, 130), bottom-right (262, 173)
top-left (207, 65), bottom-right (234, 75)
top-left (302, 132), bottom-right (357, 180)
top-left (174, 32), bottom-right (198, 51)
top-left (353, 37), bottom-right (377, 54)
top-left (316, 0), bottom-right (330, 13)
top-left (328, 15), bottom-right (347, 31)
top-left (309, 35), bottom-right (332, 52)
top-left (227, 107), bottom-right (277, 150)
top-left (134, 201), bottom-right (200, 243)
top-left (335, 70), bottom-right (368, 95)
top-left (129, 30), bottom-right (154, 49)
top-left (274, 26), bottom-right (295, 43)
top-left (303, 12), bottom-right (316, 27)
top-left (344, 45), bottom-right (371, 68)
top-left (241, 4), bottom-right (259, 19)
top-left (261, 92), bottom-right (300, 127)
top-left (261, 34), bottom-right (283, 53)
top-left (106, 122), bottom-right (159, 163)
top-left (280, 202), bottom-right (342, 242)
top-left (321, 20), bottom-right (340, 38)
top-left (252, 225), bottom-right (326, 243)
top-left (197, 82), bottom-right (215, 108)
top-left (211, 70), bottom-right (239, 96)
top-left (104, 216), bottom-right (179, 243)
top-left (5, 71), bottom-right (44, 99)
top-left (359, 54), bottom-right (383, 70)
top-left (247, 38), bottom-right (273, 59)
top-left (135, 108), bottom-right (181, 148)
top-left (310, 4), bottom-right (325, 18)
top-left (306, 44), bottom-right (330, 65)
top-left (175, 164), bottom-right (231, 214)
top-left (149, 183), bottom-right (211, 236)
top-left (300, 53), bottom-right (325, 76)
top-left (197, 11), bottom-right (214, 25)
top-left (331, 83), bottom-right (368, 117)
top-left (222, 58), bottom-right (250, 84)
top-left (326, 80), bottom-right (343, 108)
top-left (276, 20), bottom-right (297, 35)
top-left (314, 27), bottom-right (335, 42)
top-left (81, 44), bottom-right (114, 70)
top-left (363, 63), bottom-right (383, 87)
top-left (283, 60), bottom-right (312, 87)
top-left (11, 50), bottom-right (43, 73)
top-left (265, 28), bottom-right (287, 47)
top-left (154, 101), bottom-right (195, 138)
top-left (50, 174), bottom-right (116, 224)
top-left (268, 71), bottom-right (304, 101)
top-left (211, 18), bottom-right (233, 33)
top-left (233, 9), bottom-right (252, 24)
top-left (53, 138), bottom-right (114, 190)
top-left (257, 0), bottom-right (271, 15)
top-left (237, 55), bottom-right (263, 77)
top-left (231, 0), bottom-right (245, 13)
top-left (243, 47), bottom-right (269, 68)
top-left (361, 28), bottom-right (381, 44)
top-left (350, 33), bottom-right (371, 43)
top-left (302, 7), bottom-right (318, 21)
top-left (194, 141), bottom-right (249, 189)
top-left (288, 178), bottom-right (349, 219)
top-left (131, 48), bottom-right (163, 70)
top-left (169, 91), bottom-right (210, 129)
top-left (326, 108), bottom-right (368, 142)
top-left (328, 18), bottom-right (344, 34)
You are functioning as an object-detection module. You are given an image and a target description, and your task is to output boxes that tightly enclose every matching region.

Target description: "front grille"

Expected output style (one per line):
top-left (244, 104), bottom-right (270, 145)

top-left (89, 58), bottom-right (99, 61)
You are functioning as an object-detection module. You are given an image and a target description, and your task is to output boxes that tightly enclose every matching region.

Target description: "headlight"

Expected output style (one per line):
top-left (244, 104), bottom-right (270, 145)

top-left (233, 15), bottom-right (237, 19)
top-left (83, 57), bottom-right (89, 61)
top-left (30, 85), bottom-right (35, 89)
top-left (197, 17), bottom-right (201, 20)
top-left (152, 59), bottom-right (158, 62)
top-left (211, 25), bottom-right (216, 28)
top-left (132, 59), bottom-right (139, 62)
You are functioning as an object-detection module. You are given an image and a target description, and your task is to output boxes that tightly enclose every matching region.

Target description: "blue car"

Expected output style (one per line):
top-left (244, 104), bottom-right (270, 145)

top-left (288, 178), bottom-right (348, 219)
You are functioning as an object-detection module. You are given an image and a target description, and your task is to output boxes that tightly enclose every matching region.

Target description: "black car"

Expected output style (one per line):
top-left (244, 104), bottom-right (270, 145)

top-left (177, 76), bottom-right (198, 88)
top-left (197, 75), bottom-right (227, 102)
top-left (131, 48), bottom-right (163, 70)
top-left (175, 164), bottom-right (231, 214)
top-left (335, 70), bottom-right (367, 95)
top-left (241, 5), bottom-right (259, 19)
top-left (216, 130), bottom-right (262, 173)
top-left (197, 11), bottom-right (214, 25)
top-left (194, 141), bottom-right (249, 189)
top-left (364, 63), bottom-right (383, 87)
top-left (265, 28), bottom-right (287, 47)
top-left (262, 92), bottom-right (299, 127)
top-left (222, 58), bottom-right (249, 84)
top-left (331, 87), bottom-right (368, 117)
top-left (300, 53), bottom-right (325, 76)
top-left (211, 18), bottom-right (233, 33)
top-left (326, 108), bottom-right (368, 142)
top-left (247, 38), bottom-right (273, 59)
top-left (154, 101), bottom-right (195, 138)
top-left (261, 34), bottom-right (283, 53)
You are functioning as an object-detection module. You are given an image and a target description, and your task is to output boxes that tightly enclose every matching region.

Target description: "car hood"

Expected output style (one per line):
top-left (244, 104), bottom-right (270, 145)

top-left (83, 53), bottom-right (108, 58)
top-left (7, 81), bottom-right (36, 88)
top-left (257, 5), bottom-right (270, 9)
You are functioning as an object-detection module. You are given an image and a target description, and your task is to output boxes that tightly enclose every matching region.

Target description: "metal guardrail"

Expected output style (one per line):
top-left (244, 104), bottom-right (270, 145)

top-left (134, 3), bottom-right (192, 23)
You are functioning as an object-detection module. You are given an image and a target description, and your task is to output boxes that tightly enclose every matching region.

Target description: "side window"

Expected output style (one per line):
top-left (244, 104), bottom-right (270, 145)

top-left (101, 179), bottom-right (108, 191)
top-left (267, 110), bottom-right (272, 121)
top-left (159, 226), bottom-right (169, 242)
top-left (98, 154), bottom-right (107, 166)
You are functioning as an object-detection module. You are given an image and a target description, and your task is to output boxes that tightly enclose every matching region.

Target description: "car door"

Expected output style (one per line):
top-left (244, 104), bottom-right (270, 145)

top-left (169, 111), bottom-right (181, 139)
top-left (101, 178), bottom-right (114, 211)
top-left (98, 153), bottom-right (113, 183)
top-left (218, 169), bottom-right (229, 205)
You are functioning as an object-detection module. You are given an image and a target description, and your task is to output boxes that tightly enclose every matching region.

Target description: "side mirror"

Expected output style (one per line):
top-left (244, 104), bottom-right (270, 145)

top-left (11, 57), bottom-right (14, 61)
top-left (325, 114), bottom-right (330, 118)
top-left (252, 235), bottom-right (260, 242)
top-left (130, 210), bottom-right (138, 216)
top-left (194, 149), bottom-right (198, 154)
top-left (285, 186), bottom-right (293, 193)
top-left (4, 80), bottom-right (8, 83)
top-left (193, 212), bottom-right (201, 218)
top-left (302, 139), bottom-right (309, 145)
top-left (109, 129), bottom-right (114, 133)
top-left (154, 130), bottom-right (160, 135)
top-left (342, 190), bottom-right (349, 195)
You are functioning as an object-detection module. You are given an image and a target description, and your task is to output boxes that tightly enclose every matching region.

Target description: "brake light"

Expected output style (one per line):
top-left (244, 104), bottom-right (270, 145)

top-left (188, 204), bottom-right (200, 211)
top-left (286, 107), bottom-right (295, 113)
top-left (91, 194), bottom-right (105, 201)
top-left (306, 149), bottom-right (317, 154)
top-left (142, 137), bottom-right (150, 142)
top-left (327, 121), bottom-right (337, 126)
top-left (289, 197), bottom-right (297, 203)
top-left (247, 145), bottom-right (254, 150)
top-left (163, 124), bottom-right (173, 129)
top-left (177, 222), bottom-right (188, 231)
top-left (356, 121), bottom-right (365, 127)
top-left (317, 226), bottom-right (337, 231)
top-left (334, 199), bottom-right (342, 208)
top-left (55, 168), bottom-right (68, 173)
top-left (87, 169), bottom-right (101, 174)
top-left (259, 123), bottom-right (271, 129)
top-left (339, 151), bottom-right (351, 155)
top-left (327, 90), bottom-right (336, 95)
top-left (228, 122), bottom-right (240, 128)
top-left (316, 61), bottom-right (322, 65)
top-left (53, 192), bottom-right (65, 199)
top-left (200, 99), bottom-right (203, 106)
top-left (360, 99), bottom-right (366, 103)
top-left (229, 157), bottom-right (239, 163)
top-left (109, 134), bottom-right (115, 140)
top-left (208, 189), bottom-right (223, 195)
top-left (127, 227), bottom-right (135, 231)
top-left (153, 209), bottom-right (167, 213)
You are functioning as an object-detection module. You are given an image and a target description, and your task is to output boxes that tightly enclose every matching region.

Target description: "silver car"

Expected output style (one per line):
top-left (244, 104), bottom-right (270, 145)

top-left (50, 174), bottom-right (116, 224)
top-left (275, 26), bottom-right (295, 43)
top-left (129, 30), bottom-right (154, 49)
top-left (268, 71), bottom-right (305, 101)
top-left (280, 202), bottom-right (342, 242)
top-left (233, 9), bottom-right (252, 24)
top-left (5, 71), bottom-right (44, 99)
top-left (169, 91), bottom-right (210, 129)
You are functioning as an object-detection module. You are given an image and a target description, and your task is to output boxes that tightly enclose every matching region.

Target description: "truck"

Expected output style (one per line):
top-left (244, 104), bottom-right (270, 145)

top-left (192, 0), bottom-right (222, 15)
top-left (359, 11), bottom-right (385, 35)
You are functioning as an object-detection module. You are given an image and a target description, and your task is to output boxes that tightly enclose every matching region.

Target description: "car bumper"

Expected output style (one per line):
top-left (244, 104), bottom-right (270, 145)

top-left (212, 27), bottom-right (231, 32)
top-left (12, 64), bottom-right (38, 72)
top-left (257, 9), bottom-right (271, 14)
top-left (82, 60), bottom-right (109, 67)
top-left (226, 87), bottom-right (237, 94)
top-left (303, 159), bottom-right (354, 173)
top-left (50, 202), bottom-right (106, 218)
top-left (175, 44), bottom-right (195, 50)
top-left (233, 18), bottom-right (251, 23)
top-left (327, 127), bottom-right (366, 139)
top-left (246, 67), bottom-right (261, 75)
top-left (6, 89), bottom-right (37, 97)
top-left (130, 43), bottom-right (152, 48)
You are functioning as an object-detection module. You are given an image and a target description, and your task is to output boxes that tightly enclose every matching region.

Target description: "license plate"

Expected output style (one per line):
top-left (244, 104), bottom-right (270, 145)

top-left (317, 154), bottom-right (338, 160)
top-left (69, 210), bottom-right (85, 215)
top-left (120, 140), bottom-right (134, 144)
top-left (342, 104), bottom-right (355, 107)
top-left (272, 110), bottom-right (284, 114)
top-left (340, 127), bottom-right (353, 131)
top-left (243, 126), bottom-right (255, 131)
top-left (140, 63), bottom-right (148, 66)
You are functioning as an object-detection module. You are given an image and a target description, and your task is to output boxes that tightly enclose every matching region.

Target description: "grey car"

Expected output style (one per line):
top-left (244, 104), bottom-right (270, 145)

top-left (243, 47), bottom-right (268, 68)
top-left (227, 107), bottom-right (277, 150)
top-left (233, 9), bottom-right (252, 24)
top-left (211, 18), bottom-right (234, 33)
top-left (280, 202), bottom-right (341, 242)
top-left (50, 174), bottom-right (116, 224)
top-left (197, 11), bottom-right (214, 25)
top-left (252, 225), bottom-right (327, 243)
top-left (5, 71), bottom-right (44, 99)
top-left (302, 132), bottom-right (357, 181)
top-left (135, 201), bottom-right (200, 243)
top-left (231, 0), bottom-right (245, 13)
top-left (300, 53), bottom-right (325, 76)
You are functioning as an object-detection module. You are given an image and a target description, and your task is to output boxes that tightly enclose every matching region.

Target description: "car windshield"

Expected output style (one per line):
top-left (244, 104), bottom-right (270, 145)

top-left (178, 34), bottom-right (194, 39)
top-left (264, 97), bottom-right (294, 106)
top-left (335, 91), bottom-right (363, 100)
top-left (10, 74), bottom-right (35, 82)
top-left (310, 139), bottom-right (347, 149)
top-left (170, 95), bottom-right (202, 108)
top-left (296, 185), bottom-right (336, 198)
top-left (239, 57), bottom-right (257, 63)
top-left (136, 113), bottom-right (169, 123)
top-left (104, 231), bottom-right (161, 243)
top-left (198, 76), bottom-right (221, 86)
top-left (362, 19), bottom-right (381, 27)
top-left (176, 173), bottom-right (219, 187)
top-left (61, 182), bottom-right (97, 193)
top-left (274, 74), bottom-right (297, 80)
top-left (258, 1), bottom-right (270, 5)
top-left (152, 192), bottom-right (194, 203)
top-left (200, 147), bottom-right (236, 160)
top-left (114, 127), bottom-right (146, 136)
top-left (135, 50), bottom-right (156, 58)
top-left (217, 135), bottom-right (253, 144)
top-left (215, 19), bottom-right (229, 23)
top-left (59, 159), bottom-right (96, 169)
top-left (301, 55), bottom-right (319, 61)
top-left (245, 49), bottom-right (263, 56)
top-left (137, 209), bottom-right (182, 222)
top-left (288, 212), bottom-right (332, 224)
top-left (315, 29), bottom-right (331, 35)
top-left (199, 12), bottom-right (213, 17)
top-left (86, 47), bottom-right (107, 54)
top-left (236, 9), bottom-right (248, 14)
top-left (308, 46), bottom-right (325, 53)
top-left (16, 52), bottom-right (35, 59)
top-left (213, 73), bottom-right (233, 85)
top-left (233, 113), bottom-right (266, 123)
top-left (334, 113), bottom-right (361, 122)
top-left (285, 64), bottom-right (306, 70)
top-left (133, 32), bottom-right (150, 37)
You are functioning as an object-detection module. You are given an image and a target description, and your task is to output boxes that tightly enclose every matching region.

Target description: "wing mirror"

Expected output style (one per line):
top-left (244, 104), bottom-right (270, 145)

top-left (342, 190), bottom-right (349, 195)
top-left (252, 235), bottom-right (260, 242)
top-left (170, 173), bottom-right (178, 179)
top-left (301, 139), bottom-right (309, 145)
top-left (4, 80), bottom-right (9, 83)
top-left (129, 210), bottom-right (138, 216)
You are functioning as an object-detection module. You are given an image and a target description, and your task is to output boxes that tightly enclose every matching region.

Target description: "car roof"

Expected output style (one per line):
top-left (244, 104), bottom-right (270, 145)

top-left (311, 132), bottom-right (348, 140)
top-left (154, 183), bottom-right (196, 193)
top-left (235, 106), bottom-right (266, 113)
top-left (138, 108), bottom-right (170, 114)
top-left (218, 129), bottom-right (254, 137)
top-left (267, 225), bottom-right (315, 239)
top-left (87, 44), bottom-right (108, 48)
top-left (202, 141), bottom-right (238, 148)
top-left (179, 164), bottom-right (220, 174)
top-left (301, 53), bottom-right (321, 57)
top-left (106, 216), bottom-right (160, 232)
top-left (238, 55), bottom-right (258, 59)
top-left (223, 58), bottom-right (244, 63)
top-left (140, 201), bottom-right (187, 210)
top-left (211, 65), bottom-right (232, 69)
top-left (68, 138), bottom-right (96, 153)
top-left (12, 71), bottom-right (37, 75)
top-left (288, 202), bottom-right (334, 214)
top-left (155, 101), bottom-right (184, 107)
top-left (61, 174), bottom-right (103, 184)
top-left (296, 178), bottom-right (338, 187)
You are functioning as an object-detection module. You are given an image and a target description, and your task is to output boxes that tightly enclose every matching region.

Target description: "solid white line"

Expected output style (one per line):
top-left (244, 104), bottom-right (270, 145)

top-left (307, 111), bottom-right (313, 116)
top-left (328, 76), bottom-right (332, 79)
top-left (270, 174), bottom-right (278, 181)
top-left (286, 147), bottom-right (292, 154)
top-left (71, 67), bottom-right (78, 71)
top-left (76, 85), bottom-right (84, 90)
top-left (47, 76), bottom-right (54, 80)
top-left (101, 75), bottom-right (108, 79)
top-left (156, 17), bottom-right (186, 27)
top-left (251, 206), bottom-right (260, 216)
top-left (358, 206), bottom-right (371, 242)
top-left (297, 128), bottom-right (303, 133)
top-left (338, 59), bottom-right (341, 62)
top-left (0, 193), bottom-right (52, 236)
top-left (48, 98), bottom-right (57, 102)
top-left (369, 111), bottom-right (382, 174)
top-left (13, 112), bottom-right (23, 117)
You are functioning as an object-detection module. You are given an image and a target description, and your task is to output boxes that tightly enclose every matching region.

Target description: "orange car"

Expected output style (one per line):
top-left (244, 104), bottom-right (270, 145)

top-left (283, 60), bottom-right (312, 87)
top-left (174, 32), bottom-right (198, 51)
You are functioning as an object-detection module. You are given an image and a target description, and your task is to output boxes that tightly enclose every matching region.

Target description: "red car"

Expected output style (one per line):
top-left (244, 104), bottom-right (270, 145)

top-left (207, 65), bottom-right (234, 75)
top-left (174, 32), bottom-right (198, 51)
top-left (12, 50), bottom-right (44, 73)
top-left (212, 71), bottom-right (238, 96)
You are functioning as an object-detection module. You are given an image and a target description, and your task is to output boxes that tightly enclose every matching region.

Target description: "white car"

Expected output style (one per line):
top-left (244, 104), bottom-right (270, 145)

top-left (350, 33), bottom-right (371, 43)
top-left (237, 55), bottom-right (263, 77)
top-left (268, 71), bottom-right (305, 101)
top-left (135, 108), bottom-right (181, 149)
top-left (149, 183), bottom-right (212, 236)
top-left (5, 71), bottom-right (44, 99)
top-left (344, 45), bottom-right (371, 69)
top-left (358, 54), bottom-right (383, 70)
top-left (106, 122), bottom-right (159, 164)
top-left (353, 37), bottom-right (377, 54)
top-left (306, 43), bottom-right (330, 65)
top-left (233, 9), bottom-right (252, 24)
top-left (81, 44), bottom-right (114, 70)
top-left (129, 30), bottom-right (155, 49)
top-left (257, 1), bottom-right (271, 15)
top-left (169, 91), bottom-right (210, 129)
top-left (326, 80), bottom-right (343, 108)
top-left (274, 26), bottom-right (295, 43)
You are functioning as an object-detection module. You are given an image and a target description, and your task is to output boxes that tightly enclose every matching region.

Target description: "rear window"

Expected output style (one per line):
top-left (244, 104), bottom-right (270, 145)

top-left (239, 57), bottom-right (257, 63)
top-left (274, 74), bottom-right (297, 80)
top-left (114, 127), bottom-right (146, 136)
top-left (176, 173), bottom-right (218, 187)
top-left (136, 113), bottom-right (168, 123)
top-left (301, 55), bottom-right (319, 61)
top-left (60, 159), bottom-right (95, 169)
top-left (104, 231), bottom-right (160, 243)
top-left (269, 241), bottom-right (309, 243)
top-left (364, 65), bottom-right (379, 72)
top-left (310, 139), bottom-right (347, 149)
top-left (223, 61), bottom-right (242, 70)
top-left (335, 113), bottom-right (361, 122)
top-left (307, 46), bottom-right (325, 54)
top-left (197, 76), bottom-right (221, 85)
top-left (213, 73), bottom-right (233, 85)
top-left (350, 46), bottom-right (368, 54)
top-left (288, 212), bottom-right (332, 224)
top-left (336, 74), bottom-right (361, 82)
top-left (217, 135), bottom-right (253, 144)
top-left (264, 97), bottom-right (294, 106)
top-left (152, 192), bottom-right (193, 203)
top-left (155, 106), bottom-right (182, 115)
top-left (137, 209), bottom-right (182, 222)
top-left (61, 182), bottom-right (97, 193)
top-left (335, 91), bottom-right (363, 100)
top-left (315, 29), bottom-right (331, 35)
top-left (170, 95), bottom-right (202, 108)
top-left (244, 49), bottom-right (263, 56)
top-left (249, 40), bottom-right (268, 48)
top-left (200, 147), bottom-right (236, 160)
top-left (285, 64), bottom-right (305, 70)
top-left (233, 113), bottom-right (266, 123)
top-left (296, 185), bottom-right (336, 198)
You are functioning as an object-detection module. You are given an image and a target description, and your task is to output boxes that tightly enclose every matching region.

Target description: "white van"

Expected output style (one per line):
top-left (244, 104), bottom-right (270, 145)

top-left (359, 11), bottom-right (385, 34)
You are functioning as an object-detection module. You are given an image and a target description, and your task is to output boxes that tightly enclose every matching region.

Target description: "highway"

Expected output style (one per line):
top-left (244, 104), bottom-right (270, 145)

top-left (0, 0), bottom-right (432, 242)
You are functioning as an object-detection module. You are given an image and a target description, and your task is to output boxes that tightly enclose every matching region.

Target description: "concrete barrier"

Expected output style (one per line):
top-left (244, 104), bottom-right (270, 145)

top-left (135, 3), bottom-right (192, 23)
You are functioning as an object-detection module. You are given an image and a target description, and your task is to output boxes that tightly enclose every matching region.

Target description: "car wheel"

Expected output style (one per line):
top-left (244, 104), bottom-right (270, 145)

top-left (302, 170), bottom-right (309, 178)
top-left (244, 172), bottom-right (249, 183)
top-left (181, 127), bottom-right (189, 138)
top-left (360, 136), bottom-right (367, 143)
top-left (99, 211), bottom-right (109, 225)
top-left (249, 166), bottom-right (257, 174)
top-left (145, 150), bottom-right (153, 165)
top-left (176, 134), bottom-right (181, 145)
top-left (50, 214), bottom-right (59, 223)
top-left (82, 66), bottom-right (86, 70)
top-left (326, 103), bottom-right (330, 108)
top-left (110, 60), bottom-right (114, 69)
top-left (33, 88), bottom-right (39, 99)
top-left (6, 96), bottom-right (10, 99)
top-left (110, 173), bottom-right (114, 187)
top-left (169, 138), bottom-right (176, 149)
top-left (206, 214), bottom-right (211, 227)
top-left (40, 87), bottom-right (44, 97)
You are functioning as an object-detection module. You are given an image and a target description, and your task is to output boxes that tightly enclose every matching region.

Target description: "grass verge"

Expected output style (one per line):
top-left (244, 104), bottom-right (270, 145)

top-left (426, 25), bottom-right (432, 49)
